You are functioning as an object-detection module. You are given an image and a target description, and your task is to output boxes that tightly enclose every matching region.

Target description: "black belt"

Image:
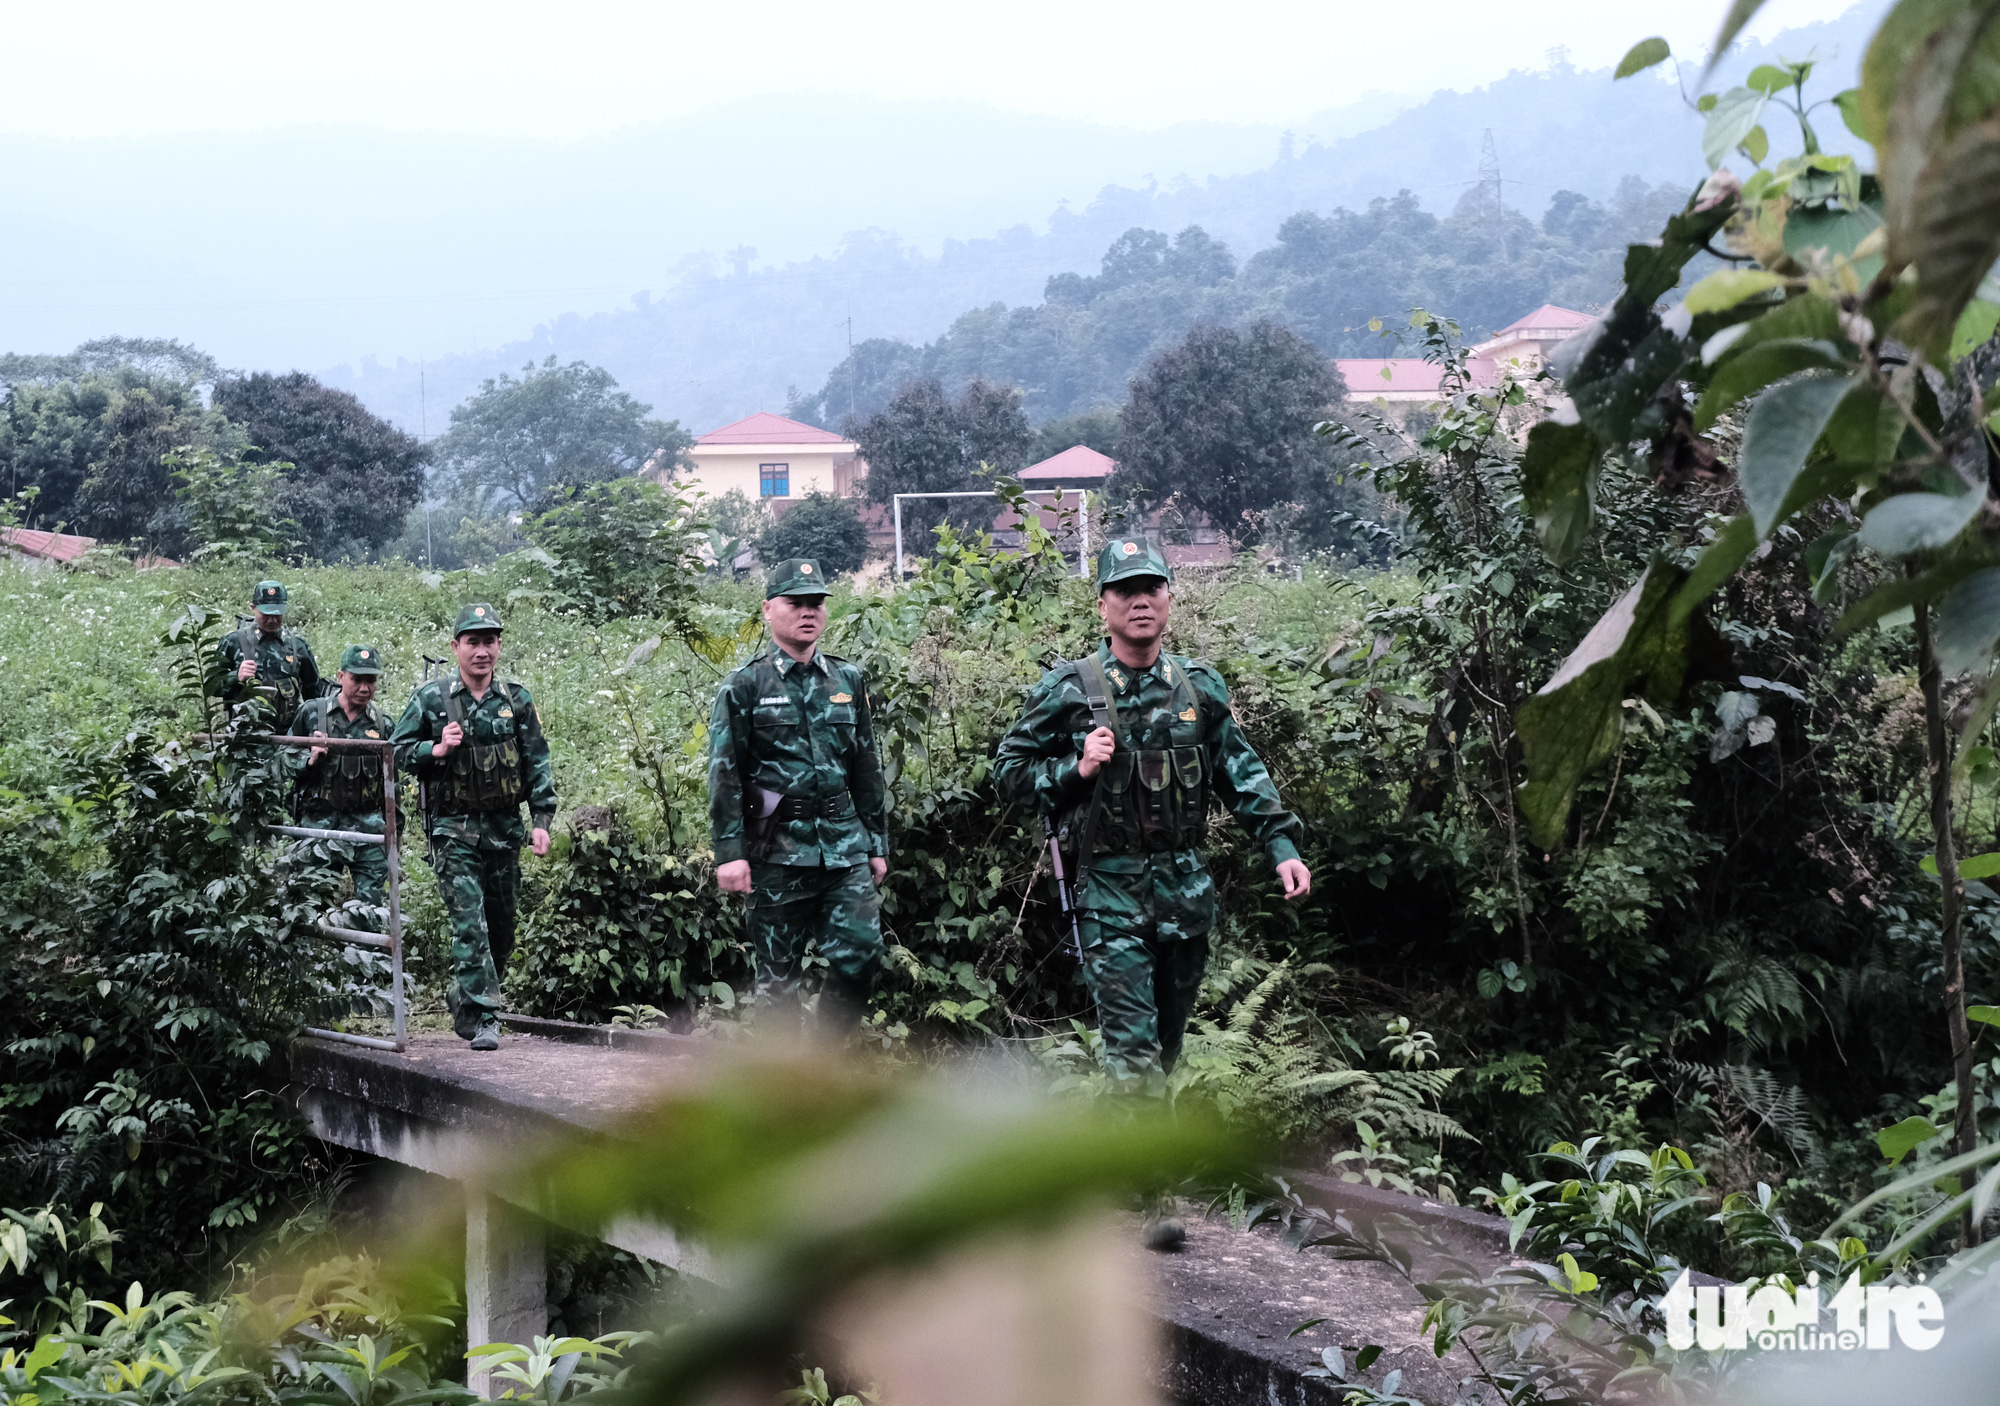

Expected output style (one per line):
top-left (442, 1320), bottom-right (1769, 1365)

top-left (775, 791), bottom-right (854, 821)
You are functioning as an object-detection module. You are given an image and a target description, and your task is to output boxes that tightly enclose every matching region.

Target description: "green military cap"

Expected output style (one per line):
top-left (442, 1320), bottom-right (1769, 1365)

top-left (338, 644), bottom-right (383, 675)
top-left (453, 602), bottom-right (504, 636)
top-left (1095, 538), bottom-right (1173, 591)
top-left (251, 579), bottom-right (289, 614)
top-left (765, 558), bottom-right (829, 599)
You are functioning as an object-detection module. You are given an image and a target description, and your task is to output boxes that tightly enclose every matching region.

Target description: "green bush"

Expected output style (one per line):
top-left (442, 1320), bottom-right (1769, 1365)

top-left (756, 491), bottom-right (870, 578)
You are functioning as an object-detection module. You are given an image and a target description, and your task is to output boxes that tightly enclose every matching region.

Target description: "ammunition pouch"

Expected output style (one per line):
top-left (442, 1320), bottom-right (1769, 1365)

top-left (1058, 653), bottom-right (1209, 859)
top-left (430, 684), bottom-right (528, 817)
top-left (1067, 746), bottom-right (1208, 855)
top-left (298, 700), bottom-right (387, 814)
top-left (319, 748), bottom-right (385, 812)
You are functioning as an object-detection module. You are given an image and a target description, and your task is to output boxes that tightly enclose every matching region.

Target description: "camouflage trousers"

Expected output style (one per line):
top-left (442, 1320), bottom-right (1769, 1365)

top-left (1076, 853), bottom-right (1216, 1091)
top-left (747, 861), bottom-right (883, 1013)
top-left (294, 812), bottom-right (388, 933)
top-left (430, 836), bottom-right (520, 1038)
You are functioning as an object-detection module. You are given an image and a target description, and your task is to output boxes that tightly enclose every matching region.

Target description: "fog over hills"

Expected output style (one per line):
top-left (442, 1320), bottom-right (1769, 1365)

top-left (0, 4), bottom-right (1879, 438)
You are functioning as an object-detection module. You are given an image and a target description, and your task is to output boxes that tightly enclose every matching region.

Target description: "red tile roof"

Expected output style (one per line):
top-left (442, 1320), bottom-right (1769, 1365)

top-left (2, 527), bottom-right (95, 562)
top-left (1020, 444), bottom-right (1117, 480)
top-left (697, 411), bottom-right (851, 446)
top-left (1491, 304), bottom-right (1594, 335)
top-left (1337, 359), bottom-right (1448, 392)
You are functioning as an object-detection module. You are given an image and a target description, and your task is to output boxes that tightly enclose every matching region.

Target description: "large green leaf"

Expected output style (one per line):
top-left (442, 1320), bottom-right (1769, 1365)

top-left (1520, 419), bottom-right (1601, 565)
top-left (1934, 566), bottom-right (2000, 671)
top-left (1870, 0), bottom-right (2000, 268)
top-left (1692, 338), bottom-right (1851, 430)
top-left (1683, 268), bottom-right (1786, 314)
top-left (1672, 515), bottom-right (1760, 619)
top-left (1617, 37), bottom-right (1672, 79)
top-left (1737, 370), bottom-right (1857, 536)
top-left (1857, 484), bottom-right (1985, 554)
top-left (1951, 297), bottom-right (2000, 358)
top-left (1896, 116), bottom-right (2000, 360)
top-left (1783, 203), bottom-right (1886, 280)
top-left (1703, 88), bottom-right (1770, 169)
top-left (1877, 1113), bottom-right (1944, 1166)
top-left (1517, 561), bottom-right (1700, 850)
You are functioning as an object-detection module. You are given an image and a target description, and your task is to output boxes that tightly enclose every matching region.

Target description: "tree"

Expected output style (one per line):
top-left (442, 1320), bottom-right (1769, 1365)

top-left (433, 357), bottom-right (692, 510)
top-left (758, 491), bottom-right (871, 578)
top-left (849, 377), bottom-right (1031, 542)
top-left (0, 342), bottom-right (242, 553)
top-left (1115, 321), bottom-right (1346, 543)
top-left (1513, 28), bottom-right (2000, 1244)
top-left (211, 372), bottom-right (426, 560)
top-left (519, 477), bottom-right (707, 621)
top-left (1031, 407), bottom-right (1121, 463)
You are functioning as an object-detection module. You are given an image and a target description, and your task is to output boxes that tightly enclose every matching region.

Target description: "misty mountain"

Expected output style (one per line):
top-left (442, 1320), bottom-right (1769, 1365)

top-left (313, 5), bottom-right (1878, 438)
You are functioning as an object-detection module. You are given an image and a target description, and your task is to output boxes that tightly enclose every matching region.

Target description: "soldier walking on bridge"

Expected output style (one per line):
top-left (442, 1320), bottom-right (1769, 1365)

top-left (707, 559), bottom-right (889, 1030)
top-left (995, 540), bottom-right (1311, 1094)
top-left (219, 579), bottom-right (321, 731)
top-left (392, 604), bottom-right (557, 1051)
top-left (288, 645), bottom-right (394, 933)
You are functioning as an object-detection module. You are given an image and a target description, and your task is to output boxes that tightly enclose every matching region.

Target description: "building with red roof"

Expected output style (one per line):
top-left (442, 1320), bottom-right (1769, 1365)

top-left (1, 527), bottom-right (96, 569)
top-left (1335, 304), bottom-right (1596, 419)
top-left (671, 412), bottom-right (866, 509)
top-left (1017, 444), bottom-right (1117, 490)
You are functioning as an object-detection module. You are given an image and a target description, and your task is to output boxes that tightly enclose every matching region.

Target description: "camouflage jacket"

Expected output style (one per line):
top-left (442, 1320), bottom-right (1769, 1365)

top-left (286, 695), bottom-right (394, 828)
top-left (218, 626), bottom-right (321, 730)
top-left (391, 675), bottom-right (557, 847)
top-left (994, 642), bottom-right (1303, 875)
top-left (707, 647), bottom-right (887, 868)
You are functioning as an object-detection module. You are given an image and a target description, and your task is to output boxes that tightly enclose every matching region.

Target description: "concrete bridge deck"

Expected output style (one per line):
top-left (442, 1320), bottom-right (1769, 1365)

top-left (291, 1019), bottom-right (1509, 1404)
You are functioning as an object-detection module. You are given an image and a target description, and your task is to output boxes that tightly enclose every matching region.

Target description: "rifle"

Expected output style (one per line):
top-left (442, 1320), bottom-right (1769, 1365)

top-left (1044, 816), bottom-right (1088, 979)
top-left (418, 654), bottom-right (449, 848)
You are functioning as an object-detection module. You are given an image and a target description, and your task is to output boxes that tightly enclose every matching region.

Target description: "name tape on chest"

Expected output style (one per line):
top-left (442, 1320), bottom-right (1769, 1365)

top-left (758, 695), bottom-right (791, 705)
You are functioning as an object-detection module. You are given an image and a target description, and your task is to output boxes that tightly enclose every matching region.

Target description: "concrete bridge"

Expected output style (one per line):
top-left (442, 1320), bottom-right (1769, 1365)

top-left (292, 1017), bottom-right (1511, 1404)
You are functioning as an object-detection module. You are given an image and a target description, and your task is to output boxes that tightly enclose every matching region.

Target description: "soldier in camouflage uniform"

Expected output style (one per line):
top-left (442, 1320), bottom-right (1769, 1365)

top-left (995, 539), bottom-right (1311, 1091)
top-left (219, 579), bottom-right (322, 731)
top-left (708, 558), bottom-right (889, 1027)
top-left (287, 644), bottom-right (395, 932)
top-left (391, 603), bottom-right (557, 1050)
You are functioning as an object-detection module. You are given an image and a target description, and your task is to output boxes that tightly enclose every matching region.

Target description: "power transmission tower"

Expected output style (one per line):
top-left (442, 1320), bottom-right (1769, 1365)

top-left (1477, 129), bottom-right (1508, 260)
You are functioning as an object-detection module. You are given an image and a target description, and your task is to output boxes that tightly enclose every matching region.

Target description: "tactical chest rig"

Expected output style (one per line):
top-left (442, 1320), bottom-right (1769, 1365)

top-left (300, 697), bottom-right (386, 812)
top-left (431, 682), bottom-right (528, 815)
top-left (741, 654), bottom-right (855, 859)
top-left (232, 626), bottom-right (306, 731)
top-left (1060, 652), bottom-right (1208, 861)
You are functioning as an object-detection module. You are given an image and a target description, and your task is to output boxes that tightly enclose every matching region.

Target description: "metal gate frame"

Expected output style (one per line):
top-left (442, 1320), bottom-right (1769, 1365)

top-left (891, 489), bottom-right (1091, 580)
top-left (212, 731), bottom-right (407, 1051)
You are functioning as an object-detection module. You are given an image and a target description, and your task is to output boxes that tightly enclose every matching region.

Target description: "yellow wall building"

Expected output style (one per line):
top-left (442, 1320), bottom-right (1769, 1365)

top-left (669, 411), bottom-right (864, 509)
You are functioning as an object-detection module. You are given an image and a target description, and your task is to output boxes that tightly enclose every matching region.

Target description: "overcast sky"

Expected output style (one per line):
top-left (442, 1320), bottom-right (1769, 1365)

top-left (6, 0), bottom-right (1863, 139)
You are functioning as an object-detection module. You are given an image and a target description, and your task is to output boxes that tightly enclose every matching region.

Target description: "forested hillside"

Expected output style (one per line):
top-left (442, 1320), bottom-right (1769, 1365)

top-left (790, 179), bottom-right (1686, 428)
top-left (316, 6), bottom-right (1875, 436)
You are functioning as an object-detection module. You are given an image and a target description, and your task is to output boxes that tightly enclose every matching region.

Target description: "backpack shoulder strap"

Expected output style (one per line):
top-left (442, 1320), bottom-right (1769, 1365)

top-left (1072, 651), bottom-right (1122, 744)
top-left (1162, 654), bottom-right (1201, 725)
top-left (443, 681), bottom-right (467, 731)
top-left (1066, 652), bottom-right (1121, 874)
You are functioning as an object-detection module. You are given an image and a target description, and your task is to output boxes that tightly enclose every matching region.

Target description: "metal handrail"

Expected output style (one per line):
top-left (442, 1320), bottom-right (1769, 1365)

top-left (200, 729), bottom-right (406, 1050)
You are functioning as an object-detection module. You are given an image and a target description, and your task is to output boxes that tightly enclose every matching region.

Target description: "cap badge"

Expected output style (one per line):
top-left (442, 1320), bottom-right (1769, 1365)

top-left (359, 650), bottom-right (370, 659)
top-left (1122, 542), bottom-right (1138, 556)
top-left (800, 562), bottom-right (814, 574)
top-left (474, 607), bottom-right (485, 616)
